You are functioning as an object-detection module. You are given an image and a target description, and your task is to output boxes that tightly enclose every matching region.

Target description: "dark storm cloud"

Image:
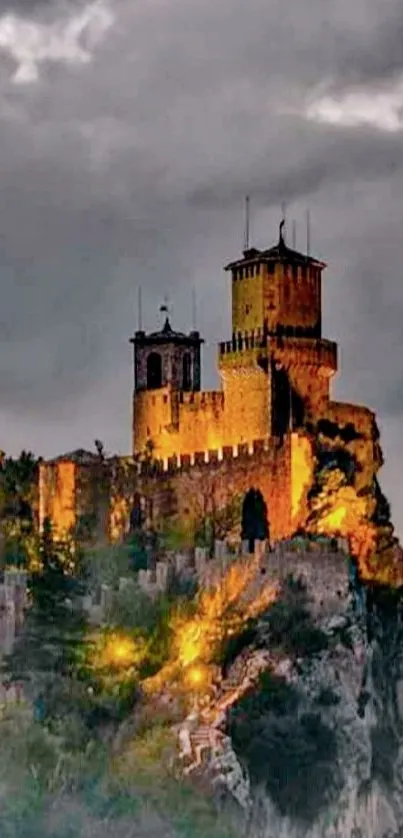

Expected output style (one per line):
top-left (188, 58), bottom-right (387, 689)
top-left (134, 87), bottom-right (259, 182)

top-left (186, 123), bottom-right (403, 210)
top-left (0, 0), bottom-right (83, 10)
top-left (0, 0), bottom-right (402, 528)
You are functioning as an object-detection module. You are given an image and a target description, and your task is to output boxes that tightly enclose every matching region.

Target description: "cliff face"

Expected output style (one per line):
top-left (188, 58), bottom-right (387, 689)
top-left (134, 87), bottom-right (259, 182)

top-left (169, 546), bottom-right (403, 838)
top-left (228, 583), bottom-right (403, 838)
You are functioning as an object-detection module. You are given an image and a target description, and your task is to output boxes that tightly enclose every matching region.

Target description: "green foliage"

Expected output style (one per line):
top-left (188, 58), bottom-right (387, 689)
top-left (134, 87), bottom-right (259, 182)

top-left (1, 525), bottom-right (90, 727)
top-left (194, 493), bottom-right (243, 548)
top-left (126, 531), bottom-right (148, 571)
top-left (229, 670), bottom-right (300, 727)
top-left (0, 707), bottom-right (237, 838)
top-left (165, 569), bottom-right (199, 601)
top-left (315, 686), bottom-right (340, 707)
top-left (160, 517), bottom-right (194, 551)
top-left (106, 578), bottom-right (162, 631)
top-left (0, 449), bottom-right (40, 569)
top-left (84, 542), bottom-right (134, 590)
top-left (216, 617), bottom-right (258, 673)
top-left (258, 576), bottom-right (329, 658)
top-left (229, 684), bottom-right (341, 824)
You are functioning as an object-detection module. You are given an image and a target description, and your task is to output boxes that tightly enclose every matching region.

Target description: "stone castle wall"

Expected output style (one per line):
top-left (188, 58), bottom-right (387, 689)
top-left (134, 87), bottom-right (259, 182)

top-left (133, 388), bottom-right (225, 459)
top-left (39, 435), bottom-right (295, 545)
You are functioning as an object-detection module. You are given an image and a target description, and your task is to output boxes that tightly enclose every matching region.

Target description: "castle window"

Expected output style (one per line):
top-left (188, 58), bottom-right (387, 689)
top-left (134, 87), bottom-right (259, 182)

top-left (163, 395), bottom-right (168, 403)
top-left (245, 304), bottom-right (251, 315)
top-left (182, 352), bottom-right (192, 391)
top-left (147, 352), bottom-right (162, 389)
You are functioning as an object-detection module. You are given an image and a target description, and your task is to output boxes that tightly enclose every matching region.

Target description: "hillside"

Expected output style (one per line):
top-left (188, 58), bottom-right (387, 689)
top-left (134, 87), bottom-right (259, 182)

top-left (0, 537), bottom-right (402, 837)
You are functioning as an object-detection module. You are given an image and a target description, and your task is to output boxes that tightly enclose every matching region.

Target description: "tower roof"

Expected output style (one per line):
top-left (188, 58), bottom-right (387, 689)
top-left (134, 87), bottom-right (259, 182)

top-left (224, 223), bottom-right (327, 271)
top-left (130, 316), bottom-right (204, 346)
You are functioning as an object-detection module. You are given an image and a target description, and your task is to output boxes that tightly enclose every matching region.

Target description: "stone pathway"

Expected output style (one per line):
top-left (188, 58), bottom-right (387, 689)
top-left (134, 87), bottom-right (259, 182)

top-left (176, 648), bottom-right (292, 810)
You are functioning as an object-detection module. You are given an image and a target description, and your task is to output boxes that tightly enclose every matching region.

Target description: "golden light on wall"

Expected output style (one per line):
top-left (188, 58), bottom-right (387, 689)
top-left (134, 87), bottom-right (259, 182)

top-left (291, 433), bottom-right (314, 526)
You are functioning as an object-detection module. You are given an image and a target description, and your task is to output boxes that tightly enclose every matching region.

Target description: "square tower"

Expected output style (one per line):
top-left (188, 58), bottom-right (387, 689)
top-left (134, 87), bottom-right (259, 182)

top-left (130, 316), bottom-right (204, 456)
top-left (225, 224), bottom-right (326, 339)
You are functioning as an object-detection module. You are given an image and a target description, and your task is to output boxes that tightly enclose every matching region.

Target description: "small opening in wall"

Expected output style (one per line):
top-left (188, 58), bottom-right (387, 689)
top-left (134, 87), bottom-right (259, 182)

top-left (182, 352), bottom-right (192, 391)
top-left (147, 352), bottom-right (163, 389)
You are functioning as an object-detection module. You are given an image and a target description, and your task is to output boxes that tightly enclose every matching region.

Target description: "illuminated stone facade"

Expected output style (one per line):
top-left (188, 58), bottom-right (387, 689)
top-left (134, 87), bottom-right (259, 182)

top-left (39, 225), bottom-right (381, 543)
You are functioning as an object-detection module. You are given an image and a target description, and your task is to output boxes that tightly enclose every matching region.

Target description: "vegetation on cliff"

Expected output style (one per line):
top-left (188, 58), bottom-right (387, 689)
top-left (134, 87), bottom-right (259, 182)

top-left (305, 419), bottom-right (403, 587)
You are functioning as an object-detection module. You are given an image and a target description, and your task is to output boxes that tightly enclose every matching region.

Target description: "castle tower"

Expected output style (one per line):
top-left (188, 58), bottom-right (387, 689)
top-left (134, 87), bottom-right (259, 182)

top-left (219, 222), bottom-right (338, 443)
top-left (130, 316), bottom-right (204, 456)
top-left (226, 219), bottom-right (326, 339)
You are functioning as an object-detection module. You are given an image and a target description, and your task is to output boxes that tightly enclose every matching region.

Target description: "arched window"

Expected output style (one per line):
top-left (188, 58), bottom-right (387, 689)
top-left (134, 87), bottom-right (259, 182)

top-left (147, 352), bottom-right (162, 389)
top-left (182, 352), bottom-right (192, 391)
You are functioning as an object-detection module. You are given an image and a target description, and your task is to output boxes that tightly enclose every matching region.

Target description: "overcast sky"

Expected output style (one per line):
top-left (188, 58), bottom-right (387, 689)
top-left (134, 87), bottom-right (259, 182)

top-left (0, 0), bottom-right (402, 534)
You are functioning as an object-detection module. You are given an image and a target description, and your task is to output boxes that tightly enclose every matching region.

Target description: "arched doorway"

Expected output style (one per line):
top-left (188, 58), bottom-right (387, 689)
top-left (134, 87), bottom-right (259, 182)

top-left (147, 352), bottom-right (163, 389)
top-left (182, 352), bottom-right (192, 391)
top-left (241, 488), bottom-right (269, 553)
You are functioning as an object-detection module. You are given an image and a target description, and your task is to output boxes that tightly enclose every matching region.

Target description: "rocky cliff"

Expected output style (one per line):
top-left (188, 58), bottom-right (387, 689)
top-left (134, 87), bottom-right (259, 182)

top-left (169, 546), bottom-right (403, 838)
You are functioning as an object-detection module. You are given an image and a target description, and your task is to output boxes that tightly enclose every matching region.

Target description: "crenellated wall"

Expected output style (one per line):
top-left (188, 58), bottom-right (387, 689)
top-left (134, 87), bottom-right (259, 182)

top-left (133, 332), bottom-right (341, 461)
top-left (39, 435), bottom-right (295, 546)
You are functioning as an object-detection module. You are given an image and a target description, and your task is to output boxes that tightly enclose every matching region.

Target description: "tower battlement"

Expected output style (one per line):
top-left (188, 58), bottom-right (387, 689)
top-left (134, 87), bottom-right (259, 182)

top-left (156, 436), bottom-right (271, 474)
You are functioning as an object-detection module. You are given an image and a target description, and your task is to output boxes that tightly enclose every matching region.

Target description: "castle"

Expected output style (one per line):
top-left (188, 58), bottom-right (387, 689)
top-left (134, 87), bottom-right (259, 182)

top-left (39, 222), bottom-right (382, 545)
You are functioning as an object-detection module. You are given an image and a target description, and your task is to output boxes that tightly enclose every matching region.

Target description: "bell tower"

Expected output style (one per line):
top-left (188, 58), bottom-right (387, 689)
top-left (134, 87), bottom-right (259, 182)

top-left (130, 315), bottom-right (204, 456)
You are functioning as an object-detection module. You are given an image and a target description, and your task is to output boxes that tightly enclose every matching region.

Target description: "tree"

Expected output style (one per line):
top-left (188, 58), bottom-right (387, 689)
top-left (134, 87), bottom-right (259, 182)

top-left (1, 519), bottom-right (90, 727)
top-left (0, 450), bottom-right (40, 569)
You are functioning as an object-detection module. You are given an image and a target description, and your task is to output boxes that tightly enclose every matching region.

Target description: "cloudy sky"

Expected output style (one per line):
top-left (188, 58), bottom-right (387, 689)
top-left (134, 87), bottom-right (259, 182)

top-left (0, 0), bottom-right (402, 534)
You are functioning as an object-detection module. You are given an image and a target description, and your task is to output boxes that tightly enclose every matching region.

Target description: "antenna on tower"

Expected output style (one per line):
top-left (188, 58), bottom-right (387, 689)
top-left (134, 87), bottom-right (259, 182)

top-left (281, 201), bottom-right (287, 243)
top-left (160, 294), bottom-right (169, 316)
top-left (191, 286), bottom-right (197, 331)
top-left (244, 195), bottom-right (250, 251)
top-left (306, 209), bottom-right (311, 259)
top-left (292, 220), bottom-right (296, 249)
top-left (138, 286), bottom-right (143, 331)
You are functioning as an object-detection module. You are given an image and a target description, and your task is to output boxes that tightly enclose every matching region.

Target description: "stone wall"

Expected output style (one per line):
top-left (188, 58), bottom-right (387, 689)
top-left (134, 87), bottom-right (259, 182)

top-left (40, 436), bottom-right (295, 545)
top-left (164, 437), bottom-right (291, 544)
top-left (95, 539), bottom-right (350, 624)
top-left (263, 541), bottom-right (350, 618)
top-left (133, 388), bottom-right (226, 460)
top-left (38, 460), bottom-right (76, 540)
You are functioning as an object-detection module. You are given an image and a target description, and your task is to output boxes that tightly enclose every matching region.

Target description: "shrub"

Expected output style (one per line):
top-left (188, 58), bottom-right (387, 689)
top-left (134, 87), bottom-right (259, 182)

top-left (258, 577), bottom-right (329, 658)
top-left (229, 692), bottom-right (341, 825)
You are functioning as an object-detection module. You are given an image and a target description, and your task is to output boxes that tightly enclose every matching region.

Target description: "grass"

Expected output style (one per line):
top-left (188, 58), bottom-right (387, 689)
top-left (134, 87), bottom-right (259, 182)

top-left (0, 703), bottom-right (239, 838)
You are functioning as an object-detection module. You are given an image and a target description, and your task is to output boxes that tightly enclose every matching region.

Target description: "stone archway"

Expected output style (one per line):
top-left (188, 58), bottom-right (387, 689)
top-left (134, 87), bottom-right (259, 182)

top-left (241, 488), bottom-right (269, 553)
